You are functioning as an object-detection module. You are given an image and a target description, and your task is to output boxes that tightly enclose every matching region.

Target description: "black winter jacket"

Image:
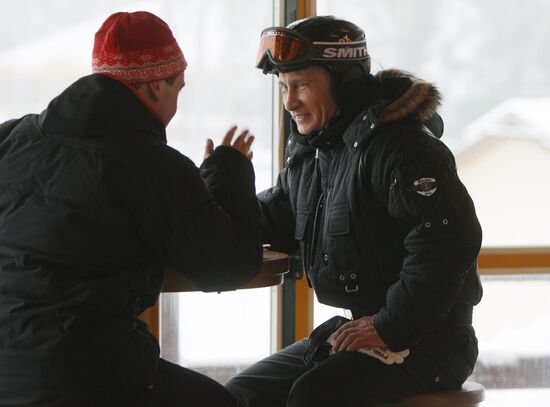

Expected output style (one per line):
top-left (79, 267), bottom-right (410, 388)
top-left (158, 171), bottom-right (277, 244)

top-left (0, 74), bottom-right (261, 405)
top-left (259, 69), bottom-right (482, 355)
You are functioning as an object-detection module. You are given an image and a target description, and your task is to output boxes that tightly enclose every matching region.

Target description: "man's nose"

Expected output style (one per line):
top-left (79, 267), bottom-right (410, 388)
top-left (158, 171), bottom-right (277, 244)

top-left (283, 89), bottom-right (299, 111)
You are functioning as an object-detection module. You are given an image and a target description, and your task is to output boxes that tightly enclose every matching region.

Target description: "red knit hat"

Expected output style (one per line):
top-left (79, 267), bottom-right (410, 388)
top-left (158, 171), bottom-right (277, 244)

top-left (92, 11), bottom-right (187, 83)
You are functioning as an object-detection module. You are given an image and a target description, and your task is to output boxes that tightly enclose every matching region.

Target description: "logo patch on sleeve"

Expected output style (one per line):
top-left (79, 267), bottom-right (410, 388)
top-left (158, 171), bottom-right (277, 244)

top-left (407, 177), bottom-right (438, 196)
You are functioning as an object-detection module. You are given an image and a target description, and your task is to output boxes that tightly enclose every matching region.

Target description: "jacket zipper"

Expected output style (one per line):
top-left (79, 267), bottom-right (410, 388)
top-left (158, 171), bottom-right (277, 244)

top-left (308, 191), bottom-right (324, 273)
top-left (308, 148), bottom-right (322, 274)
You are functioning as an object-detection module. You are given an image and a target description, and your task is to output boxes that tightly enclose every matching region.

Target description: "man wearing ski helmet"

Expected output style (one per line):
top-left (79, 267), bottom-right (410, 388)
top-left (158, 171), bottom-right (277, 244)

top-left (226, 16), bottom-right (482, 406)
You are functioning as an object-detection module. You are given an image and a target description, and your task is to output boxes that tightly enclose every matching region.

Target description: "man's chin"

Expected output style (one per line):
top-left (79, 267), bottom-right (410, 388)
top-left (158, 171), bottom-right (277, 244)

top-left (296, 125), bottom-right (313, 136)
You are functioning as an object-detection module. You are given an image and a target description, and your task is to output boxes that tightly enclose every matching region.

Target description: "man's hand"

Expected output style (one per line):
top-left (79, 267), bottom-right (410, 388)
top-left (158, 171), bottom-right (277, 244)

top-left (204, 125), bottom-right (254, 160)
top-left (329, 315), bottom-right (387, 352)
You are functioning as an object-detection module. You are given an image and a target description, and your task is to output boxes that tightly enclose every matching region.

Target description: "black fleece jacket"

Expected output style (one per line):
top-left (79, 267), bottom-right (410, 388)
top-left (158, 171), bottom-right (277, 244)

top-left (0, 74), bottom-right (261, 405)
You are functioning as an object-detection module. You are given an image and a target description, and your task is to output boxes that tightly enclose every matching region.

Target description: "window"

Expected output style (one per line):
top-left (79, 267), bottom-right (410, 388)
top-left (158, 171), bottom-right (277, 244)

top-left (314, 0), bottom-right (550, 248)
top-left (471, 274), bottom-right (550, 405)
top-left (157, 0), bottom-right (275, 383)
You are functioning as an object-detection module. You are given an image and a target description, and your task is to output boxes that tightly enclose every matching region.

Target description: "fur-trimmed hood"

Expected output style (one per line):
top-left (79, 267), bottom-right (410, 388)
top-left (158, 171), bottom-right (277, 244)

top-left (372, 69), bottom-right (442, 124)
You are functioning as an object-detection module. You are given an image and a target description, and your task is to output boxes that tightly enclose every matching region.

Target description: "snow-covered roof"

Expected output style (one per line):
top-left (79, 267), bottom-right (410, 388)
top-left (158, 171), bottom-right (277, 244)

top-left (454, 97), bottom-right (550, 153)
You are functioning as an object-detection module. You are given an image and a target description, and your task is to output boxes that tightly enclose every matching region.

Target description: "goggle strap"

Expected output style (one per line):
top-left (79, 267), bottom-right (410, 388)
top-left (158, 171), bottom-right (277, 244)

top-left (312, 40), bottom-right (366, 46)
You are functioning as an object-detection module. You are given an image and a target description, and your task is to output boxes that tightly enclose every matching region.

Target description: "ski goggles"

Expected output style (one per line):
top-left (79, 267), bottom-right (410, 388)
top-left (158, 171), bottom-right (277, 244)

top-left (256, 27), bottom-right (369, 74)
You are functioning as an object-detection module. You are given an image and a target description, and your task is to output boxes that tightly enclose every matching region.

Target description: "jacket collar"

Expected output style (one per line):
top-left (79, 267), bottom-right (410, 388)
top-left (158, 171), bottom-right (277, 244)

top-left (39, 74), bottom-right (166, 143)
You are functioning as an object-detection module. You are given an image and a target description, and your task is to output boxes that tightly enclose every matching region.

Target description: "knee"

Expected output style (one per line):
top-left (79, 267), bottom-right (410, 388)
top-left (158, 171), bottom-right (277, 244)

top-left (287, 366), bottom-right (387, 407)
top-left (287, 369), bottom-right (334, 407)
top-left (224, 376), bottom-right (264, 407)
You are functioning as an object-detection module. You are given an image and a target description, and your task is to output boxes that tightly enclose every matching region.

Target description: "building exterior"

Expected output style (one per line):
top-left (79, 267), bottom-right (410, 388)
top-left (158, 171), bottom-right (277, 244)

top-left (454, 97), bottom-right (550, 248)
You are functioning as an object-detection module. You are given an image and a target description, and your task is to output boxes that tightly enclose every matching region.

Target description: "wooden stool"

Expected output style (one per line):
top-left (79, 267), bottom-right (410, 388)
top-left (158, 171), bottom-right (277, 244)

top-left (394, 381), bottom-right (485, 407)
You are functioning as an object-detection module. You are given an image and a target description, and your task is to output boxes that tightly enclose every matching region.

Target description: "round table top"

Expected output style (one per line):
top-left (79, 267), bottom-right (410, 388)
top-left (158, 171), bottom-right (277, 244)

top-left (162, 250), bottom-right (289, 293)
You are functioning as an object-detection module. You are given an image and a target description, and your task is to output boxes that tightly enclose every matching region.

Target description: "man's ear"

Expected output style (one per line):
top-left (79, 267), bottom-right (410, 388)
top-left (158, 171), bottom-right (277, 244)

top-left (146, 80), bottom-right (163, 102)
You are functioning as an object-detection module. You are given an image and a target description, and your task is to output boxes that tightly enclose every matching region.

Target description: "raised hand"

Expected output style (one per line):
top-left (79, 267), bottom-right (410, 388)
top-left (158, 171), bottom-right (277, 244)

top-left (204, 126), bottom-right (254, 160)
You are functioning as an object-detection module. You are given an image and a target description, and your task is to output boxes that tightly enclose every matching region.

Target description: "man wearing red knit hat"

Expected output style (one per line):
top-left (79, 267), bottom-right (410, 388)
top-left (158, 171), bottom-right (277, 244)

top-left (0, 11), bottom-right (260, 407)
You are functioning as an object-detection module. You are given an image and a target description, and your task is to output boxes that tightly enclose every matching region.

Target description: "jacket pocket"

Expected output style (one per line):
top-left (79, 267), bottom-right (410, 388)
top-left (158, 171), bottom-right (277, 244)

top-left (327, 203), bottom-right (350, 236)
top-left (323, 204), bottom-right (361, 283)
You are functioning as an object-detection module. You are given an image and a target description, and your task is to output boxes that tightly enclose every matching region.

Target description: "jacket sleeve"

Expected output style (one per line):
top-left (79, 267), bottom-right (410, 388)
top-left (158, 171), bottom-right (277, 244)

top-left (371, 129), bottom-right (482, 351)
top-left (257, 168), bottom-right (299, 255)
top-left (140, 145), bottom-right (262, 292)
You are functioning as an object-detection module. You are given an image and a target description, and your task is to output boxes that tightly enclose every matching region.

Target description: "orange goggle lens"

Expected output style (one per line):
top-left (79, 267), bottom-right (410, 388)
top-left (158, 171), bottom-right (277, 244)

top-left (256, 30), bottom-right (309, 66)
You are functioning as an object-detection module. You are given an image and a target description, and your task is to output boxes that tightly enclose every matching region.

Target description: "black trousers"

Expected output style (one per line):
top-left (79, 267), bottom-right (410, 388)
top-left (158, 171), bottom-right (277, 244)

top-left (129, 358), bottom-right (239, 407)
top-left (0, 358), bottom-right (238, 407)
top-left (225, 333), bottom-right (476, 407)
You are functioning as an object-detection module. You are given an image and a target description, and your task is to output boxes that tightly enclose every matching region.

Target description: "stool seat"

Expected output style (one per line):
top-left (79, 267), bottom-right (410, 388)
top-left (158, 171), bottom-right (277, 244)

top-left (395, 381), bottom-right (485, 407)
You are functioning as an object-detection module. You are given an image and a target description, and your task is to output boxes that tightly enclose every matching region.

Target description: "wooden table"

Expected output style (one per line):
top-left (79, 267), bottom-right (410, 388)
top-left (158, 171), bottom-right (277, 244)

top-left (140, 250), bottom-right (289, 338)
top-left (162, 250), bottom-right (289, 292)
